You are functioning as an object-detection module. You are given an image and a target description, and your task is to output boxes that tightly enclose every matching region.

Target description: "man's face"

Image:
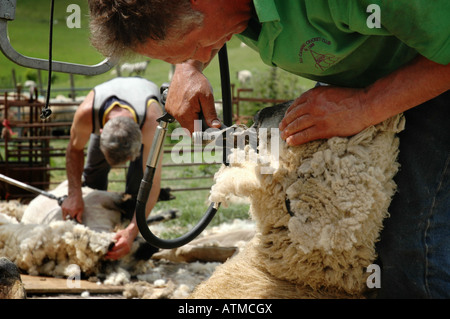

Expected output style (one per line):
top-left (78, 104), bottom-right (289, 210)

top-left (137, 24), bottom-right (234, 64)
top-left (136, 2), bottom-right (248, 64)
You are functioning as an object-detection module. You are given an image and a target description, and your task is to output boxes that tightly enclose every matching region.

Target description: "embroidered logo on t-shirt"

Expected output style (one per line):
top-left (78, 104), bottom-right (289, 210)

top-left (298, 37), bottom-right (339, 71)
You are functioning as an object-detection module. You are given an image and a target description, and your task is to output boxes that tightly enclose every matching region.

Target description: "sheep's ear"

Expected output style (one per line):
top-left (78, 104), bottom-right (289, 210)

top-left (209, 165), bottom-right (261, 205)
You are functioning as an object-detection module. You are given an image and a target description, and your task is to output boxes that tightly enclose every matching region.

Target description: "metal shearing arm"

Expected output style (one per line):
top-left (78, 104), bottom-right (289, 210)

top-left (0, 0), bottom-right (116, 75)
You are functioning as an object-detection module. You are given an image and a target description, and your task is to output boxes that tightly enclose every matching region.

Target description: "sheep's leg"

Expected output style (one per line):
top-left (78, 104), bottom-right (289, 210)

top-left (189, 238), bottom-right (311, 299)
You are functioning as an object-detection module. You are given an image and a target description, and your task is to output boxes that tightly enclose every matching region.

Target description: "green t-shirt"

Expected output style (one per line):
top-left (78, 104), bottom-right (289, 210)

top-left (237, 0), bottom-right (450, 88)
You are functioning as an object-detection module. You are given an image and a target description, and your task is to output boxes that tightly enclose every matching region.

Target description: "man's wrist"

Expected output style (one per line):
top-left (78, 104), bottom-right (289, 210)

top-left (126, 221), bottom-right (139, 238)
top-left (180, 59), bottom-right (204, 72)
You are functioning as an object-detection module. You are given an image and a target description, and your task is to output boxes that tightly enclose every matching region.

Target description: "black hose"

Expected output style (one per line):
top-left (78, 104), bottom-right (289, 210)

top-left (218, 45), bottom-right (232, 127)
top-left (135, 45), bottom-right (231, 249)
top-left (136, 196), bottom-right (219, 249)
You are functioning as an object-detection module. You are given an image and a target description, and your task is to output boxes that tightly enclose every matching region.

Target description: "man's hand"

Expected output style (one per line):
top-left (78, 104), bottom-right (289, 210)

top-left (279, 86), bottom-right (371, 146)
top-left (105, 226), bottom-right (136, 260)
top-left (61, 193), bottom-right (84, 223)
top-left (280, 56), bottom-right (450, 146)
top-left (165, 61), bottom-right (221, 133)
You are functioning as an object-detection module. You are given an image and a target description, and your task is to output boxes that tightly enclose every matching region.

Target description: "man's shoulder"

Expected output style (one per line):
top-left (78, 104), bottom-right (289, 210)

top-left (73, 91), bottom-right (95, 128)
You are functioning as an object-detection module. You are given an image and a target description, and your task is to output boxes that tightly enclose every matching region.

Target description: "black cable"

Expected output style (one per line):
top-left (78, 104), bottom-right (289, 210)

top-left (218, 44), bottom-right (232, 127)
top-left (40, 0), bottom-right (54, 120)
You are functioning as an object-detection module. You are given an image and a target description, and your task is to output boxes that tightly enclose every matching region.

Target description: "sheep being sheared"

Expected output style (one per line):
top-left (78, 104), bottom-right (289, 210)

top-left (190, 101), bottom-right (404, 299)
top-left (21, 180), bottom-right (127, 232)
top-left (0, 181), bottom-right (155, 279)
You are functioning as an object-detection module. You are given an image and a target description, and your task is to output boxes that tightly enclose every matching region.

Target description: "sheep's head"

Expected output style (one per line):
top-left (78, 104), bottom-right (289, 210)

top-left (209, 101), bottom-right (299, 221)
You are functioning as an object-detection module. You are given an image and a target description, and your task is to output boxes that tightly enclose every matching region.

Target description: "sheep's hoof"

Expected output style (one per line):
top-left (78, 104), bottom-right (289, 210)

top-left (0, 257), bottom-right (27, 299)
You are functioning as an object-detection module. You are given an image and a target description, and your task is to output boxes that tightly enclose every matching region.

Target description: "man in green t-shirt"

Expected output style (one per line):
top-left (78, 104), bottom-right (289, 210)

top-left (88, 0), bottom-right (450, 298)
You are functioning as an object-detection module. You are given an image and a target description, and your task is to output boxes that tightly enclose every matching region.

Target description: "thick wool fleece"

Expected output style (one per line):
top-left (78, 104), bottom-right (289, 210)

top-left (0, 217), bottom-right (114, 276)
top-left (191, 102), bottom-right (404, 299)
top-left (0, 181), bottom-right (150, 278)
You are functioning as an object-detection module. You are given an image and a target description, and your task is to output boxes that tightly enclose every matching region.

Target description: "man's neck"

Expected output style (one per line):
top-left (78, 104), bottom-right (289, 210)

top-left (105, 105), bottom-right (134, 122)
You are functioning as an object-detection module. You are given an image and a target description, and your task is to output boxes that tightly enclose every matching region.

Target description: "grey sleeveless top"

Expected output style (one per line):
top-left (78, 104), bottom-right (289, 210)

top-left (92, 77), bottom-right (160, 135)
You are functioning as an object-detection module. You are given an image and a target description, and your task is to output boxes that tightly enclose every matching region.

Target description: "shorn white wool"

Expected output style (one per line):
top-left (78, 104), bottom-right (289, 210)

top-left (191, 101), bottom-right (405, 299)
top-left (0, 216), bottom-right (114, 277)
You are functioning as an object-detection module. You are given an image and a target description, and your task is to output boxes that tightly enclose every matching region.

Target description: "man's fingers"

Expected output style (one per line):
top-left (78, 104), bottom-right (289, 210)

top-left (280, 114), bottom-right (314, 140)
top-left (285, 126), bottom-right (321, 146)
top-left (105, 240), bottom-right (130, 260)
top-left (75, 213), bottom-right (82, 224)
top-left (199, 95), bottom-right (221, 129)
top-left (105, 247), bottom-right (120, 260)
top-left (61, 210), bottom-right (82, 223)
top-left (62, 208), bottom-right (72, 220)
top-left (280, 102), bottom-right (309, 131)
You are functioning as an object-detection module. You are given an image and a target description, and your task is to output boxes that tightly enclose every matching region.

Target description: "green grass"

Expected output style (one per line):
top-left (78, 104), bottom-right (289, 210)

top-left (1, 0), bottom-right (105, 90)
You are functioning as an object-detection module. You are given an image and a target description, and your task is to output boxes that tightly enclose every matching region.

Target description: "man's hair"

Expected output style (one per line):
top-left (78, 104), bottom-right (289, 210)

top-left (100, 117), bottom-right (142, 166)
top-left (88, 0), bottom-right (203, 59)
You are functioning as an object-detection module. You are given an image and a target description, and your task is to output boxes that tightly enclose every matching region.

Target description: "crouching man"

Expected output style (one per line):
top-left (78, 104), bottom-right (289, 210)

top-left (61, 77), bottom-right (163, 260)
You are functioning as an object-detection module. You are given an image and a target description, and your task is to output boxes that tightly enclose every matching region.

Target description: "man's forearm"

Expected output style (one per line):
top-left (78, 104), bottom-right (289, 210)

top-left (65, 145), bottom-right (85, 197)
top-left (363, 56), bottom-right (450, 126)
